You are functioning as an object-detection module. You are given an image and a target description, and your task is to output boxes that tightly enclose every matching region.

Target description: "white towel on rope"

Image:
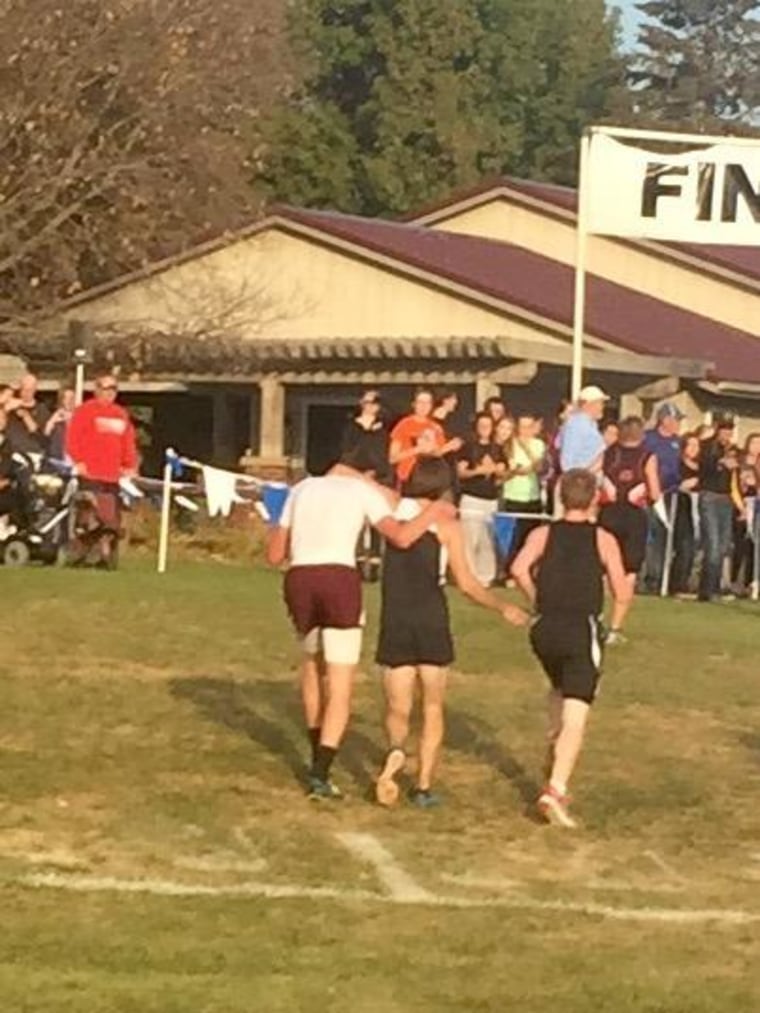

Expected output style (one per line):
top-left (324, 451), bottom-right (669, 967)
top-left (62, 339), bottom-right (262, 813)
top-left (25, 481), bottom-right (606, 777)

top-left (202, 466), bottom-right (239, 518)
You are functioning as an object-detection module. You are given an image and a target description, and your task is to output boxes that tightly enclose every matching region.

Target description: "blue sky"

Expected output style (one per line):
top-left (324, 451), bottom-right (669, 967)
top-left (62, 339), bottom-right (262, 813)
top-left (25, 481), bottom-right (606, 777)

top-left (610, 0), bottom-right (642, 46)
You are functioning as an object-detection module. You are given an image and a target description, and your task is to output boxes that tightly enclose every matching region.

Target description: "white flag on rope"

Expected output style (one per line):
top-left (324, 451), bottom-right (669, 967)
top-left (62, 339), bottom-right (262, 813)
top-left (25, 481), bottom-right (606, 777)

top-left (586, 132), bottom-right (760, 244)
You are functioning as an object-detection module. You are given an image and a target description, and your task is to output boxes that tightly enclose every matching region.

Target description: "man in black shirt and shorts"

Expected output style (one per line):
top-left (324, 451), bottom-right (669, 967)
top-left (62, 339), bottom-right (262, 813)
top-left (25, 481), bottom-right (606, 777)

top-left (512, 469), bottom-right (631, 828)
top-left (375, 457), bottom-right (527, 808)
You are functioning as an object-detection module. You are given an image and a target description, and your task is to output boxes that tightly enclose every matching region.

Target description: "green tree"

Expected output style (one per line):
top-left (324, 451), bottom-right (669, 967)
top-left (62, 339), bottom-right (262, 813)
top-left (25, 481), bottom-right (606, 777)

top-left (631, 1), bottom-right (760, 128)
top-left (262, 0), bottom-right (628, 215)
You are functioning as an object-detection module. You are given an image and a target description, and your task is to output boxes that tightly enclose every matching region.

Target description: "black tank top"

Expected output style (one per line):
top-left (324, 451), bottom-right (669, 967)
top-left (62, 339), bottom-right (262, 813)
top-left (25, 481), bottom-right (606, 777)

top-left (536, 521), bottom-right (604, 618)
top-left (603, 443), bottom-right (648, 502)
top-left (381, 531), bottom-right (445, 613)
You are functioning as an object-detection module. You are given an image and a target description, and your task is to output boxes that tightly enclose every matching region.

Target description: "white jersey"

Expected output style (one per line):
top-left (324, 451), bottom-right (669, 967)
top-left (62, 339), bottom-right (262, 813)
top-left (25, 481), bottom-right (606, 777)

top-left (280, 475), bottom-right (392, 568)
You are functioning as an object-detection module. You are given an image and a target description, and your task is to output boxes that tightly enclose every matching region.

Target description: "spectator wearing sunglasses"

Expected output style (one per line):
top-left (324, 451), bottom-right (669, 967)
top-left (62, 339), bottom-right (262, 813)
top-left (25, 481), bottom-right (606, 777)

top-left (66, 374), bottom-right (138, 485)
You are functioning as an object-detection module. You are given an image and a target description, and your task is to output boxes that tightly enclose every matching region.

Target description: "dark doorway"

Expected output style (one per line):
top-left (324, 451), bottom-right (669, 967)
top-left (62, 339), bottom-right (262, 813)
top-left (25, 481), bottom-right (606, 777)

top-left (306, 403), bottom-right (353, 475)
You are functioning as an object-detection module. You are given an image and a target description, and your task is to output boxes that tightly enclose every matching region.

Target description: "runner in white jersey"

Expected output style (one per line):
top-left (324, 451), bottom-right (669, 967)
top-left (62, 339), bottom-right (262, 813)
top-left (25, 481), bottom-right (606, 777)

top-left (267, 456), bottom-right (454, 800)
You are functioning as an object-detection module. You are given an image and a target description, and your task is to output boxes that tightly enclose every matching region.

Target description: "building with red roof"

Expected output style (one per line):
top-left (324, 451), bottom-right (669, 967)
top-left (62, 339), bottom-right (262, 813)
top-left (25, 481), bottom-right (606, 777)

top-left (41, 177), bottom-right (760, 473)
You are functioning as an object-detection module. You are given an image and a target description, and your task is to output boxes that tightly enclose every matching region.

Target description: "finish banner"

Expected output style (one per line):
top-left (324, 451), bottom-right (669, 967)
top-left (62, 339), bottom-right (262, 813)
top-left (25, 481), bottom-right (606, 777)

top-left (586, 132), bottom-right (760, 244)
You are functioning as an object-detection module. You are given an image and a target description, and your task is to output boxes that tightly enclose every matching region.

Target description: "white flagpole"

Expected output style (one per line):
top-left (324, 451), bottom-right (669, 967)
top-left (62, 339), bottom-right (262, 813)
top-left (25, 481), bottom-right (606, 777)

top-left (571, 129), bottom-right (592, 401)
top-left (157, 453), bottom-right (174, 575)
top-left (659, 492), bottom-right (678, 598)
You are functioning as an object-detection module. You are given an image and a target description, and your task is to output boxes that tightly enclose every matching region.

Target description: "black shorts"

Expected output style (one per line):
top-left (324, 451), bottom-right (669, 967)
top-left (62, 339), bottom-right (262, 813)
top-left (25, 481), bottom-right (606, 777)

top-left (599, 503), bottom-right (648, 575)
top-left (376, 595), bottom-right (454, 669)
top-left (529, 614), bottom-right (603, 705)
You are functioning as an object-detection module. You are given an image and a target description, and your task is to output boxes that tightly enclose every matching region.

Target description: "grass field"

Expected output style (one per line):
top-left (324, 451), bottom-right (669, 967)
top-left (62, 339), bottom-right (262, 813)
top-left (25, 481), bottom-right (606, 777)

top-left (1, 560), bottom-right (760, 1012)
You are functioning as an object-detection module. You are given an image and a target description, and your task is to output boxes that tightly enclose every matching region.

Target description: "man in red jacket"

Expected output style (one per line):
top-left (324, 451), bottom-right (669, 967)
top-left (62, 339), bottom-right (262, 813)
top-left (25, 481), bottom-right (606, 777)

top-left (66, 374), bottom-right (138, 482)
top-left (66, 375), bottom-right (138, 564)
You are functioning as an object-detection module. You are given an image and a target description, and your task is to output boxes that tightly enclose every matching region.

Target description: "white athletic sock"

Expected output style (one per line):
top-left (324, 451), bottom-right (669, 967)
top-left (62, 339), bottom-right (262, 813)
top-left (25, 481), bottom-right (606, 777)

top-left (550, 779), bottom-right (567, 798)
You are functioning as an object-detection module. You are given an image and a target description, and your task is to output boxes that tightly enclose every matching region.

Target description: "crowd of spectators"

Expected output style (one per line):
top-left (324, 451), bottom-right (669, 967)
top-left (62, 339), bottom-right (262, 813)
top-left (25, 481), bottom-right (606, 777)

top-left (341, 385), bottom-right (760, 602)
top-left (0, 372), bottom-right (138, 541)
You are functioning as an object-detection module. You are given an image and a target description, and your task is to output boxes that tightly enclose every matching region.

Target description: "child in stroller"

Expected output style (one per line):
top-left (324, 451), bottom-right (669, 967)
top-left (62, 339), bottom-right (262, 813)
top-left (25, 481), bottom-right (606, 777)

top-left (68, 480), bottom-right (122, 570)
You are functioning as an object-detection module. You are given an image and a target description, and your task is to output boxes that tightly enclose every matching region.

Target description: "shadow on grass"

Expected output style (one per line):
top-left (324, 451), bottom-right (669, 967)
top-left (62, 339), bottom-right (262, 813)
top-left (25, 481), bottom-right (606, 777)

top-left (447, 708), bottom-right (540, 808)
top-left (739, 731), bottom-right (760, 765)
top-left (169, 676), bottom-right (384, 792)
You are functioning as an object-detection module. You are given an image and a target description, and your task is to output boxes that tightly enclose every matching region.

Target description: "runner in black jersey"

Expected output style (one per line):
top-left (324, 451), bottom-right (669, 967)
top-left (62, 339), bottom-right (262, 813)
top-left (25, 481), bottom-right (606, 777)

top-left (598, 416), bottom-right (661, 644)
top-left (375, 457), bottom-right (527, 808)
top-left (512, 469), bottom-right (631, 828)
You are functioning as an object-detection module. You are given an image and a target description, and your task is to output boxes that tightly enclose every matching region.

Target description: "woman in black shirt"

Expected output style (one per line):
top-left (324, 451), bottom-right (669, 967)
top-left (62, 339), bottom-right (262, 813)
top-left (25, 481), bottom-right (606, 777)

top-left (456, 412), bottom-right (502, 587)
top-left (340, 390), bottom-right (391, 581)
top-left (340, 390), bottom-right (391, 485)
top-left (670, 433), bottom-right (700, 596)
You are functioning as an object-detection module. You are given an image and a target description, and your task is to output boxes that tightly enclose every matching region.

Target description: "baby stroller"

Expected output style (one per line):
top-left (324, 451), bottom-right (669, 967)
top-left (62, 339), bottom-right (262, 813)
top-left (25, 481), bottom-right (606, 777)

top-left (1, 454), bottom-right (76, 567)
top-left (67, 481), bottom-right (122, 570)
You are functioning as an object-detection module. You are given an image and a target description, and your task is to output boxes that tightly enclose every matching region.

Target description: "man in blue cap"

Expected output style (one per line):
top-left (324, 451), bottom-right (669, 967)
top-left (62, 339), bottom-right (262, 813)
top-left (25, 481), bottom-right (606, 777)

top-left (643, 403), bottom-right (684, 593)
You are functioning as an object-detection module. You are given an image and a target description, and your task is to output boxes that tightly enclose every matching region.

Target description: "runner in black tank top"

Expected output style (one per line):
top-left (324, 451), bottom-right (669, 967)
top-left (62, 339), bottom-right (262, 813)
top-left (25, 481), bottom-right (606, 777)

top-left (511, 469), bottom-right (631, 829)
top-left (535, 521), bottom-right (604, 620)
top-left (373, 458), bottom-right (527, 809)
top-left (377, 521), bottom-right (452, 668)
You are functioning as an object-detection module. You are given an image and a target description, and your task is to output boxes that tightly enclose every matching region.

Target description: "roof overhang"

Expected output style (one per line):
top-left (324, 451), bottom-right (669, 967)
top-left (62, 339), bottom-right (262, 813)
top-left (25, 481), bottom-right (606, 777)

top-left (697, 380), bottom-right (760, 400)
top-left (26, 334), bottom-right (706, 385)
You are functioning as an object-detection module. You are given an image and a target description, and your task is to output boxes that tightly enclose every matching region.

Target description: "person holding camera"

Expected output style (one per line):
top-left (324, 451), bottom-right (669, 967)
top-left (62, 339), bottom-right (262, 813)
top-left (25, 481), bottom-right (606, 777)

top-left (44, 388), bottom-right (76, 463)
top-left (5, 373), bottom-right (50, 456)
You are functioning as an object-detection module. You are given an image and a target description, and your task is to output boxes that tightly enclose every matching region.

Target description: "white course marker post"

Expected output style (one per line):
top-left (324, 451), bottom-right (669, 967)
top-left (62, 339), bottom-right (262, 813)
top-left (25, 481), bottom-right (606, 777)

top-left (659, 493), bottom-right (679, 598)
top-left (571, 128), bottom-right (592, 402)
top-left (73, 354), bottom-right (86, 407)
top-left (157, 451), bottom-right (174, 575)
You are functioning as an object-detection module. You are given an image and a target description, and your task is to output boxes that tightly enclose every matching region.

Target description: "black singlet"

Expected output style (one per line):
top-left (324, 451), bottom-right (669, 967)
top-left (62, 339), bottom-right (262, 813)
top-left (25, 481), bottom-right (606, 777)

top-left (535, 521), bottom-right (604, 618)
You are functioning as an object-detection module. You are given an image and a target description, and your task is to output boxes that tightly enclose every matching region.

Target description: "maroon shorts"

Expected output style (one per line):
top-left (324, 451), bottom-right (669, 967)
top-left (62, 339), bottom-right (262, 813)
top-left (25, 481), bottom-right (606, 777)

top-left (284, 565), bottom-right (362, 635)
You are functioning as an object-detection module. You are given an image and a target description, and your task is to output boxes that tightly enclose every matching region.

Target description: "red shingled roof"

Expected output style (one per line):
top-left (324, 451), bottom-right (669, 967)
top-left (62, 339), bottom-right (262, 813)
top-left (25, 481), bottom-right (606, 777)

top-left (282, 206), bottom-right (760, 383)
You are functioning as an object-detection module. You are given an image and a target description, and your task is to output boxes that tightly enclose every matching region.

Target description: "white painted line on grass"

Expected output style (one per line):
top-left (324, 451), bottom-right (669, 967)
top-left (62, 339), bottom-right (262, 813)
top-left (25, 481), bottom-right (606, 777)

top-left (444, 871), bottom-right (683, 896)
top-left (232, 827), bottom-right (259, 854)
top-left (18, 870), bottom-right (760, 926)
top-left (173, 856), bottom-right (268, 875)
top-left (586, 878), bottom-right (684, 895)
top-left (22, 871), bottom-right (376, 903)
top-left (335, 832), bottom-right (434, 903)
top-left (440, 873), bottom-right (521, 891)
top-left (644, 850), bottom-right (688, 884)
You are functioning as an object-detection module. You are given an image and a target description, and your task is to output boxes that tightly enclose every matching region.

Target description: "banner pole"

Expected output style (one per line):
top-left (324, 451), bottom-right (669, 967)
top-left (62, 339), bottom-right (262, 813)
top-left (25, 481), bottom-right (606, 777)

top-left (157, 455), bottom-right (174, 575)
top-left (571, 129), bottom-right (592, 401)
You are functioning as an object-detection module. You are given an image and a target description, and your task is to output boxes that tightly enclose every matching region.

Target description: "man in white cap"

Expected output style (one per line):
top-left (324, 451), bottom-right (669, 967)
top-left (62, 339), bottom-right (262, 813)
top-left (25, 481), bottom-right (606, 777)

top-left (558, 385), bottom-right (610, 476)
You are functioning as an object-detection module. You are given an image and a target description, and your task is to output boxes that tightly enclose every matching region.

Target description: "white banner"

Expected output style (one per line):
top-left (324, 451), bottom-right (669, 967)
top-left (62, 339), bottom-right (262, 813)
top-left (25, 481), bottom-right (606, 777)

top-left (586, 133), bottom-right (760, 244)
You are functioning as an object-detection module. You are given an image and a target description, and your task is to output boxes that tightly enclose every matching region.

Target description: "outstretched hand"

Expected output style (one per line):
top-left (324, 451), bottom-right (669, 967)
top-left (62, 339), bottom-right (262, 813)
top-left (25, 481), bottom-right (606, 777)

top-left (501, 603), bottom-right (530, 627)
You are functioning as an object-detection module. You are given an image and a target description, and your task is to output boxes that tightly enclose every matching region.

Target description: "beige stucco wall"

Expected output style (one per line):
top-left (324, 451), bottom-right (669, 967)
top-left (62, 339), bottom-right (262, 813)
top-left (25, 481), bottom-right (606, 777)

top-left (65, 226), bottom-right (567, 348)
top-left (428, 198), bottom-right (760, 337)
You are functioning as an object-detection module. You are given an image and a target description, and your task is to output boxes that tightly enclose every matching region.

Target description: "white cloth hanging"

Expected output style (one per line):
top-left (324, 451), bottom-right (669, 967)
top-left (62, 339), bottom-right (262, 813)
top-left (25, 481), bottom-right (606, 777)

top-left (202, 466), bottom-right (239, 518)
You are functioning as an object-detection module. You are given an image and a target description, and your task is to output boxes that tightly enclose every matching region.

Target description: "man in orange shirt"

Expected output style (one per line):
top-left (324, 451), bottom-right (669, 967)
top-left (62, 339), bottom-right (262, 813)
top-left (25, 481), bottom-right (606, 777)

top-left (389, 388), bottom-right (462, 485)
